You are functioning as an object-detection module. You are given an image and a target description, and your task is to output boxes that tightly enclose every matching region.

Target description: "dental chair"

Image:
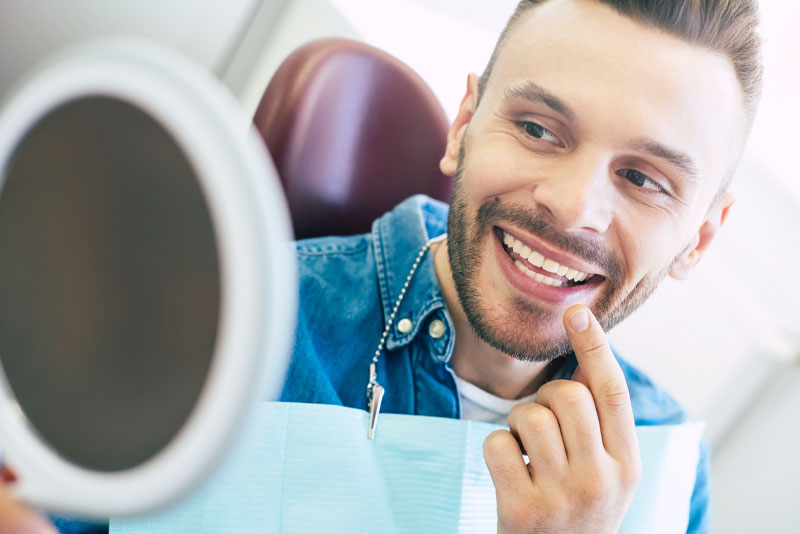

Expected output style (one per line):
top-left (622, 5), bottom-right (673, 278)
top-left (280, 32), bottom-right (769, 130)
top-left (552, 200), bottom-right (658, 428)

top-left (252, 38), bottom-right (453, 239)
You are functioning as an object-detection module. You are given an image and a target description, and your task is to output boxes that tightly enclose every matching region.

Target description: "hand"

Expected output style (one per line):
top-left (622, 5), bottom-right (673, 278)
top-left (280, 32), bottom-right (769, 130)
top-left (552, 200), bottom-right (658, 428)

top-left (483, 305), bottom-right (641, 534)
top-left (0, 467), bottom-right (56, 534)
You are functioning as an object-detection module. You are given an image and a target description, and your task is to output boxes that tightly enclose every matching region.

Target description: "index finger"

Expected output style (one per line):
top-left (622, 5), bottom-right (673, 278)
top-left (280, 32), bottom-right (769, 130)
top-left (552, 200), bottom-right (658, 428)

top-left (563, 305), bottom-right (637, 459)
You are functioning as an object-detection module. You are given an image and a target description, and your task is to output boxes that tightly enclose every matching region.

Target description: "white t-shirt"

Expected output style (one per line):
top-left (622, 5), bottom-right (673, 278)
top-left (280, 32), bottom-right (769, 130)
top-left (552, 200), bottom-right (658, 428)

top-left (455, 375), bottom-right (537, 427)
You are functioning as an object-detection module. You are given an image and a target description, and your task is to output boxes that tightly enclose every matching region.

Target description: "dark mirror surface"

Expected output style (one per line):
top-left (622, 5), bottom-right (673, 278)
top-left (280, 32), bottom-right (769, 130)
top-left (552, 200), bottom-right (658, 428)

top-left (0, 96), bottom-right (220, 472)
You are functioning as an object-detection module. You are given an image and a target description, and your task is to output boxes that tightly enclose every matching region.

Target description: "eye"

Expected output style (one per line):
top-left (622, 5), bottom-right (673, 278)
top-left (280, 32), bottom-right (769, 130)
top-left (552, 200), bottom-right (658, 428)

top-left (617, 169), bottom-right (666, 193)
top-left (517, 121), bottom-right (561, 145)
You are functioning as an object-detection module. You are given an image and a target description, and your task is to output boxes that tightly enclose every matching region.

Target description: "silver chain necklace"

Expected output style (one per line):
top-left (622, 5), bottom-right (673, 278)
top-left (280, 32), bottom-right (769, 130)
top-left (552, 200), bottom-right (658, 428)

top-left (366, 233), bottom-right (447, 439)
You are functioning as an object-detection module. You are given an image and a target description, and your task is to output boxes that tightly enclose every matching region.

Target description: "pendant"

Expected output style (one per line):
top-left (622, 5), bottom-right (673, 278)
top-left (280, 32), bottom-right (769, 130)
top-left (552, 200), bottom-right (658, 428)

top-left (367, 363), bottom-right (384, 440)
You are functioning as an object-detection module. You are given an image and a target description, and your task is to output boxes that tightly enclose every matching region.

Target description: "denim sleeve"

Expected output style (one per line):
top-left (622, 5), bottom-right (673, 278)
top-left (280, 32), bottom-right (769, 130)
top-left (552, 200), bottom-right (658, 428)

top-left (50, 516), bottom-right (108, 534)
top-left (686, 438), bottom-right (712, 534)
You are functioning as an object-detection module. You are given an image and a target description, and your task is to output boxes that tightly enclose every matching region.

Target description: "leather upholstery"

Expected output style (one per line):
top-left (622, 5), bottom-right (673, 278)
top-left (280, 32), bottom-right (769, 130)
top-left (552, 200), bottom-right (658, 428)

top-left (253, 38), bottom-right (453, 239)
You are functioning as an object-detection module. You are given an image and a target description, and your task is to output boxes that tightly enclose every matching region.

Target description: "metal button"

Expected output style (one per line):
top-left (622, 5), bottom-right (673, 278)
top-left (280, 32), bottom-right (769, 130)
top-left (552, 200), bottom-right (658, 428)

top-left (397, 318), bottom-right (413, 334)
top-left (428, 319), bottom-right (446, 339)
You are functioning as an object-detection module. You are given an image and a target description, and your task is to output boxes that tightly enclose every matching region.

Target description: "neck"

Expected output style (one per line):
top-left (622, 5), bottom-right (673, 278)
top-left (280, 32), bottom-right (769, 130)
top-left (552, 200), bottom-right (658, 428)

top-left (431, 239), bottom-right (550, 400)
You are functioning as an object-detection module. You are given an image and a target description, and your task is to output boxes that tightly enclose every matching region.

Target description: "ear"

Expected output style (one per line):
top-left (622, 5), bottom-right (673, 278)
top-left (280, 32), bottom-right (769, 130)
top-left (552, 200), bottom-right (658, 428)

top-left (440, 73), bottom-right (480, 177)
top-left (669, 191), bottom-right (736, 280)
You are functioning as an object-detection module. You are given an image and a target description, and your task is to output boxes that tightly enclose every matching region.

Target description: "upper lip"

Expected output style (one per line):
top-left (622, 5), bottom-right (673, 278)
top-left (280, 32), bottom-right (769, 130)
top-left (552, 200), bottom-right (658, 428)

top-left (498, 225), bottom-right (605, 278)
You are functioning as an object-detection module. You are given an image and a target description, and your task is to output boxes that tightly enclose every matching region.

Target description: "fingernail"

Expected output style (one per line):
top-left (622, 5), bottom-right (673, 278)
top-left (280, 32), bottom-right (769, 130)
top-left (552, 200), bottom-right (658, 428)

top-left (568, 309), bottom-right (590, 332)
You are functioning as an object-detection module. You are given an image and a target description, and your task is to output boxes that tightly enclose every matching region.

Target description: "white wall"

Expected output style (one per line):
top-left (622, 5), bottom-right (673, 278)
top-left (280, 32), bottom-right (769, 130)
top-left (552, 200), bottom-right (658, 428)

top-left (0, 0), bottom-right (266, 99)
top-left (224, 0), bottom-right (362, 117)
top-left (711, 364), bottom-right (800, 533)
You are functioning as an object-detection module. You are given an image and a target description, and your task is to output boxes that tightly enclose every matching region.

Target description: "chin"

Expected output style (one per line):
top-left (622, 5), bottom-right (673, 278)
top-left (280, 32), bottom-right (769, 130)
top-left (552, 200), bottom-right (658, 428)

top-left (463, 296), bottom-right (575, 362)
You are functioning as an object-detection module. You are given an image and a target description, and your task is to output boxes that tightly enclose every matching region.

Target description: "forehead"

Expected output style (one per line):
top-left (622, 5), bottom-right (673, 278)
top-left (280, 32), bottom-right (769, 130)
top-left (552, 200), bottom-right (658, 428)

top-left (483, 0), bottom-right (747, 201)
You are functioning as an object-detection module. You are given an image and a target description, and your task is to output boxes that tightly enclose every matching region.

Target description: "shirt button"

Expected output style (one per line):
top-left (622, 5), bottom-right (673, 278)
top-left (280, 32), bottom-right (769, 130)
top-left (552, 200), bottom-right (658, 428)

top-left (397, 318), bottom-right (413, 334)
top-left (428, 319), bottom-right (446, 339)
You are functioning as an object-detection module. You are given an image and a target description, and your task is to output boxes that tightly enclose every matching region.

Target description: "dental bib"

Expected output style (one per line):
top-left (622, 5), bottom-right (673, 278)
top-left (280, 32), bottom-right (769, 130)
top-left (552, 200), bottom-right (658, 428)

top-left (111, 402), bottom-right (702, 533)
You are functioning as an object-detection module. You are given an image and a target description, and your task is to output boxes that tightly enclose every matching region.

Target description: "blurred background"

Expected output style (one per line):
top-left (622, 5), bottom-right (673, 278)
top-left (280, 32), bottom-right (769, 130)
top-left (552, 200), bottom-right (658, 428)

top-left (1, 1), bottom-right (798, 532)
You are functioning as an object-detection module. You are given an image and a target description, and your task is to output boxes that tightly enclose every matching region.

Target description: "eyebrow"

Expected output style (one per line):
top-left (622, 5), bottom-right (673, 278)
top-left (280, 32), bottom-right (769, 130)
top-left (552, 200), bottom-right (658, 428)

top-left (503, 81), bottom-right (576, 122)
top-left (629, 138), bottom-right (699, 185)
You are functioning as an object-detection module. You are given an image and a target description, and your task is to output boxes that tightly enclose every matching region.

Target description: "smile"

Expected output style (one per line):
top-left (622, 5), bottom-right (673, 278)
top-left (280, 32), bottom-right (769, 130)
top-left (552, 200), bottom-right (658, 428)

top-left (500, 230), bottom-right (600, 288)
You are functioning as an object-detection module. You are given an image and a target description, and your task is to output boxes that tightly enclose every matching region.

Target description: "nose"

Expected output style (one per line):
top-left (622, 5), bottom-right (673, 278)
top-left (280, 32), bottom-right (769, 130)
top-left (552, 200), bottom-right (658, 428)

top-left (530, 149), bottom-right (615, 234)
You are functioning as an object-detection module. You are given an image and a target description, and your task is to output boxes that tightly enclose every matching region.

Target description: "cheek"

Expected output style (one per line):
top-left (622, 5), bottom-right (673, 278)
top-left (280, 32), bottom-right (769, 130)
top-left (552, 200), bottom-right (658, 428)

top-left (616, 220), bottom-right (687, 283)
top-left (461, 133), bottom-right (533, 200)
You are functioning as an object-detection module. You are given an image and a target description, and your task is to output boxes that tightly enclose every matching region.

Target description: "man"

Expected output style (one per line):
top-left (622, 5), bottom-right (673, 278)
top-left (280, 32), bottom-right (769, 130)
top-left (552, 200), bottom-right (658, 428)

top-left (5, 0), bottom-right (762, 532)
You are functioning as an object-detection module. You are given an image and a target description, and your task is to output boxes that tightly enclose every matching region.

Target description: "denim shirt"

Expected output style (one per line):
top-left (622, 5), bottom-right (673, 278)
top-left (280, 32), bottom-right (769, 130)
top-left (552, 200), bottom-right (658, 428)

top-left (54, 194), bottom-right (710, 534)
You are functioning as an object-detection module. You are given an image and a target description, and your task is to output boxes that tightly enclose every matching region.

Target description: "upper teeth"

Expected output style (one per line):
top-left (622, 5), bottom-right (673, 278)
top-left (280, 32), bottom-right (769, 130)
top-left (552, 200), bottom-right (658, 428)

top-left (503, 231), bottom-right (594, 283)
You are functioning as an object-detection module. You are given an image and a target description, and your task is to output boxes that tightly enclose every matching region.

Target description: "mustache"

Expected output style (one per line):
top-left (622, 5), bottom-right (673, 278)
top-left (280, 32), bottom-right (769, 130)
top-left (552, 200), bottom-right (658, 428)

top-left (475, 197), bottom-right (624, 283)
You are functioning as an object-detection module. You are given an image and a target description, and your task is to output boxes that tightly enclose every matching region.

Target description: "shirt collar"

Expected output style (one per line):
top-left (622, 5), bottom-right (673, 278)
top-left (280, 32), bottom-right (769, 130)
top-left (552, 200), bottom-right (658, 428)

top-left (371, 195), bottom-right (448, 351)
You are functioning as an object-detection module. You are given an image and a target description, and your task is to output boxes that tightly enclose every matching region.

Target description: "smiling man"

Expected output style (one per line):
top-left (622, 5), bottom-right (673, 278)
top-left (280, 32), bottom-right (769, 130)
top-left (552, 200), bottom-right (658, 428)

top-left (12, 0), bottom-right (762, 533)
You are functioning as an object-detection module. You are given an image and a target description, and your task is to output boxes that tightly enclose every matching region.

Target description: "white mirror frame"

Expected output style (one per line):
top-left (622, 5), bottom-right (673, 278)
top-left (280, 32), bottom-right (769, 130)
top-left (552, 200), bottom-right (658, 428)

top-left (0, 39), bottom-right (296, 518)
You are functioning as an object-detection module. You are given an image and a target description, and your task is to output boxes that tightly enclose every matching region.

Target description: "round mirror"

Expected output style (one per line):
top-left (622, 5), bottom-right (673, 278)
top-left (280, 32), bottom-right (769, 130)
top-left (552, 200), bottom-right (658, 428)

top-left (0, 40), bottom-right (295, 517)
top-left (0, 94), bottom-right (222, 474)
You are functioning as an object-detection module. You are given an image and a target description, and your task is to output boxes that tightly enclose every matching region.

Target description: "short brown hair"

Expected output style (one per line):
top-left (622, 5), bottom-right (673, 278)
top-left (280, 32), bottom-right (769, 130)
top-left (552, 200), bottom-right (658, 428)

top-left (478, 0), bottom-right (763, 122)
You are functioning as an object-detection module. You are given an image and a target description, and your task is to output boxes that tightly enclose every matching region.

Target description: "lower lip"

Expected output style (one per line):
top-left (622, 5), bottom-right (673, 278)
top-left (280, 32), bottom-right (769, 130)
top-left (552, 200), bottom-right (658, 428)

top-left (492, 228), bottom-right (602, 305)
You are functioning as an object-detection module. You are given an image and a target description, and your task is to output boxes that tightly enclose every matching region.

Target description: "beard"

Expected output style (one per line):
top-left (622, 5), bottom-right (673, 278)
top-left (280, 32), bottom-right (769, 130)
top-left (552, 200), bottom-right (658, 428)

top-left (446, 143), bottom-right (672, 362)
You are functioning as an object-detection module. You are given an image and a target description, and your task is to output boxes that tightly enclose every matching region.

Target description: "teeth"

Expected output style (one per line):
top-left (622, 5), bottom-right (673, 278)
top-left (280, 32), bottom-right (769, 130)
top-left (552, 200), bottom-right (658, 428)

top-left (514, 260), bottom-right (564, 287)
top-left (503, 231), bottom-right (594, 284)
top-left (542, 259), bottom-right (559, 273)
top-left (528, 250), bottom-right (544, 268)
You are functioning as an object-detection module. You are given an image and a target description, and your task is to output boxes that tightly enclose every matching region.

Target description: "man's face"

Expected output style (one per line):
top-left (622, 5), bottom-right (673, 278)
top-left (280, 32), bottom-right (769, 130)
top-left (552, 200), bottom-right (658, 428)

top-left (443, 0), bottom-right (746, 361)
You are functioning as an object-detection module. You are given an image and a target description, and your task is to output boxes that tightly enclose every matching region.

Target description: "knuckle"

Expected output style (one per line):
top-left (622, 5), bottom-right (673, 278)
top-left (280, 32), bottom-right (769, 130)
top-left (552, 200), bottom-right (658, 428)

top-left (483, 430), bottom-right (513, 459)
top-left (535, 380), bottom-right (558, 402)
top-left (556, 381), bottom-right (592, 407)
top-left (500, 500), bottom-right (538, 531)
top-left (578, 338), bottom-right (608, 360)
top-left (508, 401), bottom-right (532, 421)
top-left (535, 380), bottom-right (554, 397)
top-left (577, 478), bottom-right (612, 509)
top-left (521, 406), bottom-right (556, 435)
top-left (598, 378), bottom-right (631, 408)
